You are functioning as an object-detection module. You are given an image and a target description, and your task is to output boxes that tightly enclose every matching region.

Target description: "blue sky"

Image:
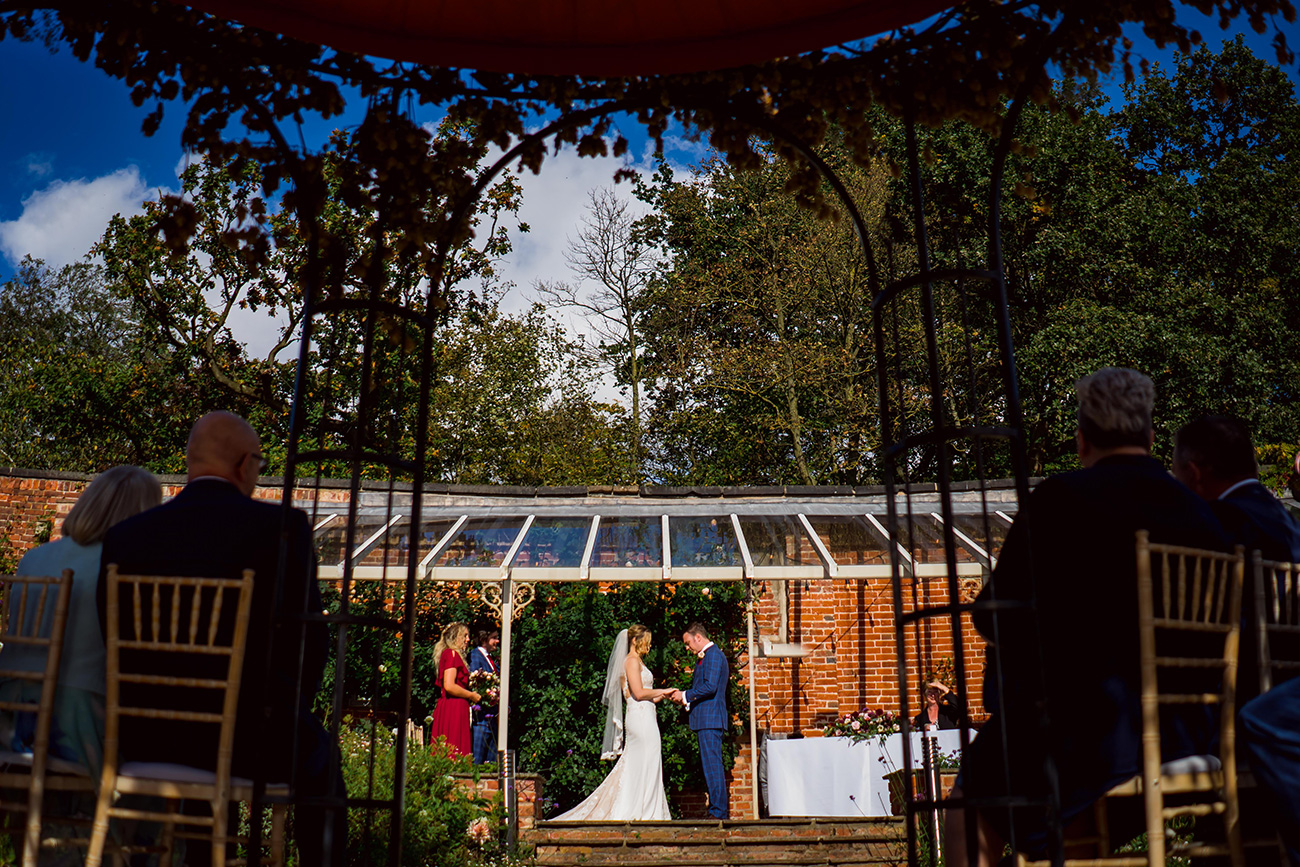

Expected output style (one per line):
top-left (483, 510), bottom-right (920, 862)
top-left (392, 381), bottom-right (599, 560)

top-left (0, 9), bottom-right (1294, 331)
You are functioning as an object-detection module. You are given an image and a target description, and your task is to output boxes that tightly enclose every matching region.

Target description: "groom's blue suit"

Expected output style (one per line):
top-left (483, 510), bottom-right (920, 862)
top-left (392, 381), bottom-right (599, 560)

top-left (685, 643), bottom-right (729, 818)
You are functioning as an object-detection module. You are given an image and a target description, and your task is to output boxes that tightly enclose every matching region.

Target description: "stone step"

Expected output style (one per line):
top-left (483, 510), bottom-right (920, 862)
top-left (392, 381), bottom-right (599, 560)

top-left (526, 818), bottom-right (908, 867)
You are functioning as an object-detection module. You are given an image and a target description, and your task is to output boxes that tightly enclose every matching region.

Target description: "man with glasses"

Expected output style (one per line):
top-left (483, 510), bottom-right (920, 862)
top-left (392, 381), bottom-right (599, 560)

top-left (99, 411), bottom-right (344, 866)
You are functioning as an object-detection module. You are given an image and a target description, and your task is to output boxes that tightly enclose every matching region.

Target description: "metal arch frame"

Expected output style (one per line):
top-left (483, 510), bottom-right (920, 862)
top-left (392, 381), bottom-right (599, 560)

top-left (260, 46), bottom-right (1053, 863)
top-left (870, 49), bottom-right (1068, 867)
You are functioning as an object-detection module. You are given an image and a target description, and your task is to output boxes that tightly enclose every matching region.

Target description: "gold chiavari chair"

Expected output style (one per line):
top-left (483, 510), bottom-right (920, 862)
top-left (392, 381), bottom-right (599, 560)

top-left (87, 566), bottom-right (285, 867)
top-left (0, 570), bottom-right (91, 867)
top-left (1018, 532), bottom-right (1245, 867)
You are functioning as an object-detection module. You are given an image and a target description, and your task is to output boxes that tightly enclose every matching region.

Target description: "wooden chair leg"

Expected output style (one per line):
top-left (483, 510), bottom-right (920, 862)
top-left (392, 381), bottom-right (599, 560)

top-left (160, 801), bottom-right (179, 867)
top-left (22, 774), bottom-right (46, 867)
top-left (270, 803), bottom-right (286, 867)
top-left (1094, 798), bottom-right (1111, 859)
top-left (211, 797), bottom-right (228, 867)
top-left (85, 781), bottom-right (115, 867)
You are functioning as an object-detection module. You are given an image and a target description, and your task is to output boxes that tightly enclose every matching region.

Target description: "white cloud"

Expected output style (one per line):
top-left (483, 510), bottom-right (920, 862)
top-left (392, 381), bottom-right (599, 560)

top-left (495, 147), bottom-right (654, 316)
top-left (0, 167), bottom-right (158, 268)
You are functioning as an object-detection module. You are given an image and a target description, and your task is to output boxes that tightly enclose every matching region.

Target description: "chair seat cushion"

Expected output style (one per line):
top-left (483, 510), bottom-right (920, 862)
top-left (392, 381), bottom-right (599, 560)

top-left (120, 762), bottom-right (255, 788)
top-left (0, 749), bottom-right (90, 776)
top-left (1160, 754), bottom-right (1222, 775)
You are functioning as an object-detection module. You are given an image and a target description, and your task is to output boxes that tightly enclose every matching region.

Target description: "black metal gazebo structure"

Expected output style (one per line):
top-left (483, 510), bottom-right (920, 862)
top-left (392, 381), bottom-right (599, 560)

top-left (4, 0), bottom-right (1292, 862)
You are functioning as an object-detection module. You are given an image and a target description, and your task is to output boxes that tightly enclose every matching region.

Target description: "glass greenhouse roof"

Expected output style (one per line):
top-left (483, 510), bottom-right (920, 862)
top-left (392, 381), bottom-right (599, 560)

top-left (307, 486), bottom-right (1019, 583)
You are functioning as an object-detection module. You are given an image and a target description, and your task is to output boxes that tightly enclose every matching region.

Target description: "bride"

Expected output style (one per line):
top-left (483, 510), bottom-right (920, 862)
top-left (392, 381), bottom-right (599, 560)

top-left (554, 624), bottom-right (673, 821)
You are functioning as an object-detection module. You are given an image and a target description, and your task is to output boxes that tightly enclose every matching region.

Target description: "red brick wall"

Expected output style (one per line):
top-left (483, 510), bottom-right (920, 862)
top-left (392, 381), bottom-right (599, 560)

top-left (453, 773), bottom-right (543, 829)
top-left (0, 469), bottom-right (347, 564)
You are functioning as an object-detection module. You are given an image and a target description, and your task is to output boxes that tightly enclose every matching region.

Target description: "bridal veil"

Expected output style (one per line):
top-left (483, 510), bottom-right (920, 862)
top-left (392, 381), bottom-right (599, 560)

top-left (600, 628), bottom-right (630, 760)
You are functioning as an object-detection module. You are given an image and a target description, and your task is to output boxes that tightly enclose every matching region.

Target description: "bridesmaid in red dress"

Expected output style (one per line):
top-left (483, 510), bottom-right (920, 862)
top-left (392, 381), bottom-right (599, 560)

top-left (429, 622), bottom-right (481, 757)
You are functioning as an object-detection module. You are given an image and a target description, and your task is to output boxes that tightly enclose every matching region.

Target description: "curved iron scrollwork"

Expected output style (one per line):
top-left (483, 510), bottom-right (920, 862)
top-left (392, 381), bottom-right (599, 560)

top-left (480, 580), bottom-right (537, 622)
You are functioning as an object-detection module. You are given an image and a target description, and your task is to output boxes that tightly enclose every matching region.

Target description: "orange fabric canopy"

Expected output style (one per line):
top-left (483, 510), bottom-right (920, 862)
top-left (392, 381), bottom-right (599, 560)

top-left (180, 0), bottom-right (957, 75)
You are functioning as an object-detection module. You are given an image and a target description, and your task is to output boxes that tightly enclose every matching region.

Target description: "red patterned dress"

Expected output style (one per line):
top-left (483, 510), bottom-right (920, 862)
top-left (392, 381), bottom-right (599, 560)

top-left (430, 648), bottom-right (472, 757)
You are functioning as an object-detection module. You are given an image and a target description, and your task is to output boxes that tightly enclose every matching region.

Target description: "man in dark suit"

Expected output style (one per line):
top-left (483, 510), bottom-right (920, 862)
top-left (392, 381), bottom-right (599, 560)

top-left (947, 368), bottom-right (1229, 867)
top-left (671, 622), bottom-right (730, 819)
top-left (468, 628), bottom-right (500, 764)
top-left (1174, 414), bottom-right (1300, 867)
top-left (98, 411), bottom-right (343, 866)
top-left (1173, 415), bottom-right (1300, 564)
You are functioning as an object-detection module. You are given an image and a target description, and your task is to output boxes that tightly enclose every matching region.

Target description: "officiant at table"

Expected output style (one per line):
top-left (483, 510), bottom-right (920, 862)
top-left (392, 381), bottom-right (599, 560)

top-left (913, 682), bottom-right (963, 732)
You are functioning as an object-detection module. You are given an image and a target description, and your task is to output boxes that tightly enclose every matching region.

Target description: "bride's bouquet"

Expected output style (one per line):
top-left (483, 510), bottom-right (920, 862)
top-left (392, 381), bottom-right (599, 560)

top-left (823, 708), bottom-right (901, 744)
top-left (469, 670), bottom-right (500, 707)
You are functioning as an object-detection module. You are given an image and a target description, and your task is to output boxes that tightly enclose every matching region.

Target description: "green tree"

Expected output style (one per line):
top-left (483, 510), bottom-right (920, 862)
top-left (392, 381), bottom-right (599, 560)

top-left (535, 188), bottom-right (656, 481)
top-left (0, 256), bottom-right (242, 471)
top-left (636, 141), bottom-right (897, 486)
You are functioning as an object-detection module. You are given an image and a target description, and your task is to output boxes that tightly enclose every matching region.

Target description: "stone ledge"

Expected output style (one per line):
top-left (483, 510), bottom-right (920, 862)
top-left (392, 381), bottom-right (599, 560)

top-left (527, 818), bottom-right (906, 867)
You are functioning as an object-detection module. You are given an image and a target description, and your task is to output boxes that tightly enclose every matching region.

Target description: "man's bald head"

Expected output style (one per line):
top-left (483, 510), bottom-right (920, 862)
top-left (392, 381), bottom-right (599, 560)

top-left (187, 411), bottom-right (263, 496)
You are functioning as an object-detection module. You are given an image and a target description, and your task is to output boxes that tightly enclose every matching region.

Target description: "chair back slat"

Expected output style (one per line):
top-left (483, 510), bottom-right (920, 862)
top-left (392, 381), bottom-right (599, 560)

top-left (150, 579), bottom-right (162, 642)
top-left (208, 582), bottom-right (225, 647)
top-left (1254, 557), bottom-right (1300, 693)
top-left (131, 581), bottom-right (143, 642)
top-left (1170, 556), bottom-right (1180, 623)
top-left (188, 583), bottom-right (203, 645)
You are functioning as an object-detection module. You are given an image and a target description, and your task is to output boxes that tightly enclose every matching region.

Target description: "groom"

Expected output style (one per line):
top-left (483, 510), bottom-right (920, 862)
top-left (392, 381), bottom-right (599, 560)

top-left (671, 623), bottom-right (730, 819)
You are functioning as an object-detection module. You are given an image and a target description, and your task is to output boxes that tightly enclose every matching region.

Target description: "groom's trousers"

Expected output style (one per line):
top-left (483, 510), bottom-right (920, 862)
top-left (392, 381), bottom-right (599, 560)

top-left (697, 728), bottom-right (729, 819)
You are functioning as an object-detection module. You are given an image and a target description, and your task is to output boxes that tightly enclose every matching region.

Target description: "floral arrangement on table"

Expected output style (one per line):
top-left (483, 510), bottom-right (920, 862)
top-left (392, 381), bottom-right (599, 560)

top-left (934, 747), bottom-right (962, 770)
top-left (823, 708), bottom-right (902, 744)
top-left (469, 670), bottom-right (500, 709)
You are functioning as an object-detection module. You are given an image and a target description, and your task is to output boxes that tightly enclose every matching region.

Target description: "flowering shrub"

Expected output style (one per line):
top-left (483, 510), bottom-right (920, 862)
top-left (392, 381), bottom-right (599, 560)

top-left (823, 708), bottom-right (902, 744)
top-left (467, 817), bottom-right (493, 846)
top-left (339, 718), bottom-right (507, 866)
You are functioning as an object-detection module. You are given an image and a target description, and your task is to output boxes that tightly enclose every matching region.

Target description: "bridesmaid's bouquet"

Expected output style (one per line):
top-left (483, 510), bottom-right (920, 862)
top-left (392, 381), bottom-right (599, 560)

top-left (469, 670), bottom-right (500, 707)
top-left (823, 708), bottom-right (901, 744)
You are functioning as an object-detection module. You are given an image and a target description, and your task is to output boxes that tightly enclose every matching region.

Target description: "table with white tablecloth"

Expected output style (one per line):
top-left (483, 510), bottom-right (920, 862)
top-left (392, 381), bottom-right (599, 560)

top-left (766, 730), bottom-right (965, 817)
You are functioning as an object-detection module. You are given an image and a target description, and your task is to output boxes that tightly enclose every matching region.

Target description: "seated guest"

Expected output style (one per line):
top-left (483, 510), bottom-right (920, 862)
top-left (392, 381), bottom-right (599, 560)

top-left (1174, 415), bottom-right (1300, 564)
top-left (468, 628), bottom-right (500, 764)
top-left (947, 368), bottom-right (1228, 867)
top-left (1174, 414), bottom-right (1300, 703)
top-left (1176, 417), bottom-right (1300, 867)
top-left (1, 465), bottom-right (161, 777)
top-left (98, 411), bottom-right (343, 866)
top-left (913, 681), bottom-right (962, 732)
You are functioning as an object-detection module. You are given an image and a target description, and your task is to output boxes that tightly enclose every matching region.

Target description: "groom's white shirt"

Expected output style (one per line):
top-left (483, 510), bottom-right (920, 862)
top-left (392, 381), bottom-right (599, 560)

top-left (682, 641), bottom-right (714, 711)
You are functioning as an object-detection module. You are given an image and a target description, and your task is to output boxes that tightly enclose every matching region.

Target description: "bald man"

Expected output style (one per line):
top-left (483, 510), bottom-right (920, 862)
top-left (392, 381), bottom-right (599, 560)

top-left (98, 412), bottom-right (342, 865)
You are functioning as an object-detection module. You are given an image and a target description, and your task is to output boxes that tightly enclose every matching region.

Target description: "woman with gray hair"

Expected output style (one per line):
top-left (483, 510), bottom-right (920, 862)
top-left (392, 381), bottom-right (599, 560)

top-left (1, 465), bottom-right (162, 776)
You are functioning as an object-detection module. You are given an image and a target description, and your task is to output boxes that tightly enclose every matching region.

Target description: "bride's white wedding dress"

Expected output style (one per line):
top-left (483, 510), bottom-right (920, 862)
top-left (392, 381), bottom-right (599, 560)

top-left (554, 662), bottom-right (671, 821)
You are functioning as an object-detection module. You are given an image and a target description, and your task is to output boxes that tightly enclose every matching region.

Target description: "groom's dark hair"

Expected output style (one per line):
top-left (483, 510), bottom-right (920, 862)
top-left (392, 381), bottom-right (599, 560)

top-left (685, 623), bottom-right (709, 640)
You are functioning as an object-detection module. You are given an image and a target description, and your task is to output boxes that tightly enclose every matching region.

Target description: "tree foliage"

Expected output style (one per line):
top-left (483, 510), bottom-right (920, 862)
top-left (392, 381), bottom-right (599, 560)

top-left (634, 39), bottom-right (1300, 482)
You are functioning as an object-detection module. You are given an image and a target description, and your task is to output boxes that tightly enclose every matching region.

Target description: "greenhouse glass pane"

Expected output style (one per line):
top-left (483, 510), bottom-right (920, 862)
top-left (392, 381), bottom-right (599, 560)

top-left (515, 518), bottom-right (593, 568)
top-left (436, 517), bottom-right (528, 567)
top-left (804, 516), bottom-right (888, 566)
top-left (898, 514), bottom-right (978, 564)
top-left (950, 514), bottom-right (1011, 559)
top-left (591, 517), bottom-right (663, 568)
top-left (736, 516), bottom-right (819, 567)
top-left (315, 515), bottom-right (392, 565)
top-left (668, 517), bottom-right (740, 567)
